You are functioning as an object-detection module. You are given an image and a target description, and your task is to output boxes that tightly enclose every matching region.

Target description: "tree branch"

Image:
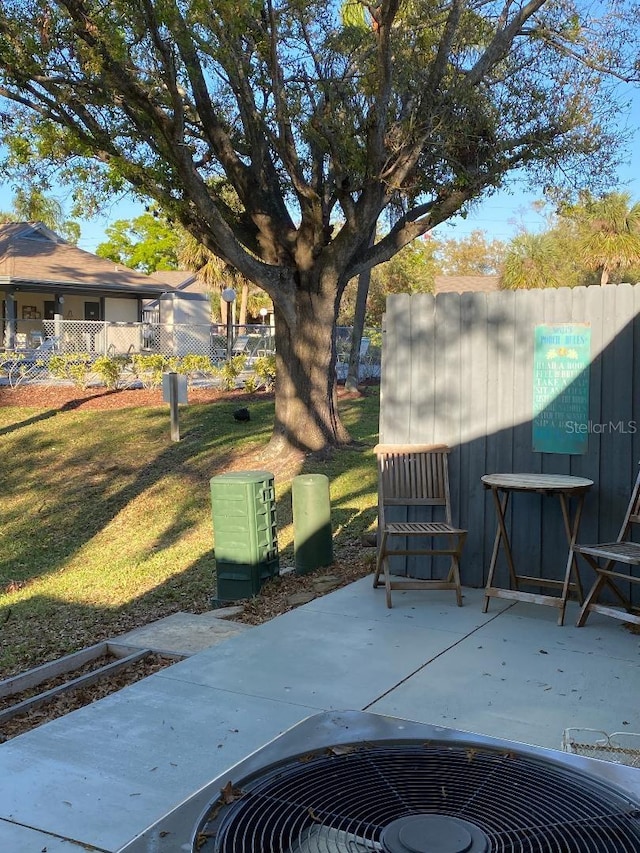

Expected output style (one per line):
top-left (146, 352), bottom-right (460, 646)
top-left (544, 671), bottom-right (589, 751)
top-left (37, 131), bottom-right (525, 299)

top-left (427, 0), bottom-right (464, 93)
top-left (467, 0), bottom-right (548, 85)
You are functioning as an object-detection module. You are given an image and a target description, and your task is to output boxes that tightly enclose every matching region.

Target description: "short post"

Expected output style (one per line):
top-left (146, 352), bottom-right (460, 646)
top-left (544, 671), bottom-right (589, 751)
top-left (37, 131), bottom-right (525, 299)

top-left (169, 373), bottom-right (179, 442)
top-left (162, 371), bottom-right (188, 442)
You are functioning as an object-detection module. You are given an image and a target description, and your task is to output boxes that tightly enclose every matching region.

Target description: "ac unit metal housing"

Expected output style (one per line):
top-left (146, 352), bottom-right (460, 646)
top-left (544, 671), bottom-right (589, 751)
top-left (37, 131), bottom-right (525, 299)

top-left (119, 710), bottom-right (640, 853)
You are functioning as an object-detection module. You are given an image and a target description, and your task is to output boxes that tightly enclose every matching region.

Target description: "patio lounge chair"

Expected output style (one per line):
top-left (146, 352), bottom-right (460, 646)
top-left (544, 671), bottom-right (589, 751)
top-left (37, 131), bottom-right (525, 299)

top-left (231, 335), bottom-right (250, 355)
top-left (573, 465), bottom-right (640, 627)
top-left (1, 336), bottom-right (60, 387)
top-left (373, 444), bottom-right (467, 608)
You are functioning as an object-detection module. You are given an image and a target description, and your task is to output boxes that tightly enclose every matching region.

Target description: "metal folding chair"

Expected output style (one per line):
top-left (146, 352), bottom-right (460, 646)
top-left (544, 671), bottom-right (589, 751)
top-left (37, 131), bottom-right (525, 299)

top-left (374, 444), bottom-right (467, 608)
top-left (573, 466), bottom-right (640, 627)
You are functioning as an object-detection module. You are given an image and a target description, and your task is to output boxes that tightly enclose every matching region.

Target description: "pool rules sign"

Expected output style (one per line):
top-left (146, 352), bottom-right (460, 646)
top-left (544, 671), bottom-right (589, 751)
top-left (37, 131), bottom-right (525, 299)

top-left (532, 324), bottom-right (591, 454)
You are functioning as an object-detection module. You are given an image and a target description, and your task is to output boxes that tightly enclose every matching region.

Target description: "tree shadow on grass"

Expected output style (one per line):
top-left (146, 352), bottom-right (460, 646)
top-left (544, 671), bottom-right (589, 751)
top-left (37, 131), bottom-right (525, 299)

top-left (0, 393), bottom-right (381, 678)
top-left (0, 390), bottom-right (120, 438)
top-left (0, 549), bottom-right (218, 678)
top-left (0, 399), bottom-right (278, 588)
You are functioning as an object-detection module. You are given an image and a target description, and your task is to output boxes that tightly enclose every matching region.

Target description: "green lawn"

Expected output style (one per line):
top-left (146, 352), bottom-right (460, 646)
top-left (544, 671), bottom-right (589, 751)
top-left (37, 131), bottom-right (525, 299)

top-left (0, 391), bottom-right (380, 678)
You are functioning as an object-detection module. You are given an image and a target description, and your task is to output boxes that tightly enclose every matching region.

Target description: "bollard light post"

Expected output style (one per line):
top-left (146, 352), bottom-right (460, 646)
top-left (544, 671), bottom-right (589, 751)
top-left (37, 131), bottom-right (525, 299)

top-left (221, 287), bottom-right (237, 361)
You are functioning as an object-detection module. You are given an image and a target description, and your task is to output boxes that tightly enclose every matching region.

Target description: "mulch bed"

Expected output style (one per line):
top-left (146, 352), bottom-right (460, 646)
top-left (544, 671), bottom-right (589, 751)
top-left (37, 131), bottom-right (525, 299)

top-left (0, 381), bottom-right (366, 411)
top-left (0, 384), bottom-right (269, 411)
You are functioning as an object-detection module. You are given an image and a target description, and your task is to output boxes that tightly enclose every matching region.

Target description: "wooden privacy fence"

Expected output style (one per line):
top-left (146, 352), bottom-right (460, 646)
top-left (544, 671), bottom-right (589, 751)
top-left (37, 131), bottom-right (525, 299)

top-left (379, 284), bottom-right (640, 594)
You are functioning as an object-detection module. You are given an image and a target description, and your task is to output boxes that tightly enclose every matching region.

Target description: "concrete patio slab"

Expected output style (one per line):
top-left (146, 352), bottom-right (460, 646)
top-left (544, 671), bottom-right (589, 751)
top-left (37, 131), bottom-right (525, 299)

top-left (0, 820), bottom-right (100, 852)
top-left (111, 610), bottom-right (252, 656)
top-left (1, 576), bottom-right (639, 853)
top-left (478, 598), bottom-right (640, 662)
top-left (157, 605), bottom-right (474, 709)
top-left (0, 677), bottom-right (311, 851)
top-left (369, 599), bottom-right (640, 748)
top-left (303, 577), bottom-right (514, 630)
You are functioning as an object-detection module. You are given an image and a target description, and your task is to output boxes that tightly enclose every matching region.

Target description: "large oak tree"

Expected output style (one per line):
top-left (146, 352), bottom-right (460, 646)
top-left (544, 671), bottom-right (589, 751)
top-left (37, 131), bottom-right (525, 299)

top-left (0, 0), bottom-right (637, 451)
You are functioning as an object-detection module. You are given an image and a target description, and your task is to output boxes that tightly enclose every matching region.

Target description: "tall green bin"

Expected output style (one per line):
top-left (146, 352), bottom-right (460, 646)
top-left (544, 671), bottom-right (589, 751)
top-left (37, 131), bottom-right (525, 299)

top-left (292, 473), bottom-right (333, 574)
top-left (210, 470), bottom-right (279, 601)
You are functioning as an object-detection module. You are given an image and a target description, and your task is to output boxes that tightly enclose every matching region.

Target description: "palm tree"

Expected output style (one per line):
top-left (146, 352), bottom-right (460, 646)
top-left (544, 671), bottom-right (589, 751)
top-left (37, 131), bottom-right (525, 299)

top-left (566, 192), bottom-right (640, 286)
top-left (178, 233), bottom-right (263, 325)
top-left (1, 188), bottom-right (80, 243)
top-left (501, 231), bottom-right (581, 290)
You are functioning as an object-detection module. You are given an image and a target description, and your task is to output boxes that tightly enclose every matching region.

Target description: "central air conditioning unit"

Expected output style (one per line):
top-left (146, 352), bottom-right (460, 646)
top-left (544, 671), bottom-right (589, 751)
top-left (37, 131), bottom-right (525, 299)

top-left (120, 711), bottom-right (640, 853)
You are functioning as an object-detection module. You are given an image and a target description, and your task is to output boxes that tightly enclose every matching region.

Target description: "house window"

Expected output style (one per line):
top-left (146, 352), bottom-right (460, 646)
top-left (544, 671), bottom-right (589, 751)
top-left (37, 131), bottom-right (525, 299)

top-left (84, 302), bottom-right (101, 321)
top-left (44, 301), bottom-right (56, 320)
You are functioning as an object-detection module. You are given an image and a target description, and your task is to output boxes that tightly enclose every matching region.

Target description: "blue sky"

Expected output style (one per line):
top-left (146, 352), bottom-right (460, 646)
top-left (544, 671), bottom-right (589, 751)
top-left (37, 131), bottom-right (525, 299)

top-left (3, 85), bottom-right (639, 254)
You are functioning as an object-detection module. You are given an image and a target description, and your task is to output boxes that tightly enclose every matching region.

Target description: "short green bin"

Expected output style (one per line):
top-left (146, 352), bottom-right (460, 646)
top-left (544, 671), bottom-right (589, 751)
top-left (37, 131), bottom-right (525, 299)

top-left (210, 470), bottom-right (279, 601)
top-left (292, 473), bottom-right (333, 574)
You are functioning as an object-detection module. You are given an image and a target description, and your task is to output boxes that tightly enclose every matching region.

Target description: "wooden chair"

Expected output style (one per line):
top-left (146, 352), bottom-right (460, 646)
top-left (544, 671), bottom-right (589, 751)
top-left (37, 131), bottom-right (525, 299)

top-left (573, 466), bottom-right (640, 627)
top-left (374, 444), bottom-right (467, 608)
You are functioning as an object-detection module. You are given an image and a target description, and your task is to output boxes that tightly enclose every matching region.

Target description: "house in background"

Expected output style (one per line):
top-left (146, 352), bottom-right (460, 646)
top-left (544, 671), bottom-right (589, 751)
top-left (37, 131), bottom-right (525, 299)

top-left (0, 222), bottom-right (173, 347)
top-left (145, 270), bottom-right (212, 323)
top-left (149, 270), bottom-right (204, 293)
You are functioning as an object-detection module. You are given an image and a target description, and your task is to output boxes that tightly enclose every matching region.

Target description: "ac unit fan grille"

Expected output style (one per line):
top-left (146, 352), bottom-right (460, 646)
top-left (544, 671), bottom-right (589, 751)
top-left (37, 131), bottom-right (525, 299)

top-left (196, 743), bottom-right (640, 852)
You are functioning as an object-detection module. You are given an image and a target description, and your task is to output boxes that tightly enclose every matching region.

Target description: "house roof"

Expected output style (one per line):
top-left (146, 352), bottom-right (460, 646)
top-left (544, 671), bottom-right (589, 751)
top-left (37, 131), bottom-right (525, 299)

top-left (0, 222), bottom-right (172, 297)
top-left (150, 270), bottom-right (210, 293)
top-left (434, 275), bottom-right (501, 294)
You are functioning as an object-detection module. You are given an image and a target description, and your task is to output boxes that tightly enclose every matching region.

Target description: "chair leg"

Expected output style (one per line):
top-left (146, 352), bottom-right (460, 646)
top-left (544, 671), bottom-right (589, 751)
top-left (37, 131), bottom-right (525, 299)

top-left (576, 574), bottom-right (607, 627)
top-left (373, 532), bottom-right (388, 589)
top-left (602, 576), bottom-right (635, 610)
top-left (383, 555), bottom-right (393, 608)
top-left (443, 558), bottom-right (463, 606)
top-left (374, 532), bottom-right (466, 610)
top-left (374, 532), bottom-right (393, 607)
top-left (452, 558), bottom-right (463, 607)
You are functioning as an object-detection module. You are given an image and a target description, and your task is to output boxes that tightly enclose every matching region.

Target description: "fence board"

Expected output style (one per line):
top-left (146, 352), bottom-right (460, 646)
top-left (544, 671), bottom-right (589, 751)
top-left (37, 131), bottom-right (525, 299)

top-left (582, 285), bottom-right (605, 542)
top-left (380, 284), bottom-right (640, 597)
top-left (459, 293), bottom-right (489, 577)
top-left (409, 293), bottom-right (438, 444)
top-left (510, 289), bottom-right (542, 582)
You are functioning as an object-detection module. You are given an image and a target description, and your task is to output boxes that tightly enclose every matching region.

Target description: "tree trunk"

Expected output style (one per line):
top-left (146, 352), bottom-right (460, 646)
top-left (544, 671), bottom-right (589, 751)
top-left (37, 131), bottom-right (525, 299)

top-left (346, 227), bottom-right (375, 393)
top-left (239, 282), bottom-right (249, 328)
top-left (270, 287), bottom-right (351, 453)
top-left (345, 265), bottom-right (371, 393)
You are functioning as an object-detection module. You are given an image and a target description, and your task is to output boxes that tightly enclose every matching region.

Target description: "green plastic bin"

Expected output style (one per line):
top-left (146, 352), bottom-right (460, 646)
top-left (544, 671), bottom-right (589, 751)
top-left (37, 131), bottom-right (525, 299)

top-left (210, 470), bottom-right (279, 601)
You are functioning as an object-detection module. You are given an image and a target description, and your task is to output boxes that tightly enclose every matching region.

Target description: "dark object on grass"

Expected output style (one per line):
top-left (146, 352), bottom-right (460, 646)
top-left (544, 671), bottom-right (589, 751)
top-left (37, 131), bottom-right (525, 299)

top-left (233, 407), bottom-right (250, 422)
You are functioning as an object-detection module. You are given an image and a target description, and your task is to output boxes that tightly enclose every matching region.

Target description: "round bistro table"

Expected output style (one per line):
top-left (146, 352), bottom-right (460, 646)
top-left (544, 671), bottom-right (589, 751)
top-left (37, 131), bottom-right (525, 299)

top-left (481, 473), bottom-right (594, 626)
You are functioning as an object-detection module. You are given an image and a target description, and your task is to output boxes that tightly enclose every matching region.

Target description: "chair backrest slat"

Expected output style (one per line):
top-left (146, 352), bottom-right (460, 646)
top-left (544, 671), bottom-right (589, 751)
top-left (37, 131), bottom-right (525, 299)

top-left (375, 445), bottom-right (452, 516)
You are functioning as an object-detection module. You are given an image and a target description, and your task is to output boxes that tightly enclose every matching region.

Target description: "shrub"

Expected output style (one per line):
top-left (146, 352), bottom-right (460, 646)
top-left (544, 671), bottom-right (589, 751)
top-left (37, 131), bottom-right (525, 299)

top-left (130, 354), bottom-right (172, 388)
top-left (177, 354), bottom-right (216, 386)
top-left (48, 353), bottom-right (94, 389)
top-left (92, 355), bottom-right (130, 389)
top-left (253, 354), bottom-right (277, 391)
top-left (215, 354), bottom-right (247, 390)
